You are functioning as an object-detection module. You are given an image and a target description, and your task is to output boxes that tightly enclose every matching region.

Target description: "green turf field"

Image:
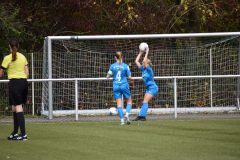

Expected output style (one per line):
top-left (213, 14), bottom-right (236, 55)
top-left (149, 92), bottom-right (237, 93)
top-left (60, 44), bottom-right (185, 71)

top-left (0, 119), bottom-right (240, 160)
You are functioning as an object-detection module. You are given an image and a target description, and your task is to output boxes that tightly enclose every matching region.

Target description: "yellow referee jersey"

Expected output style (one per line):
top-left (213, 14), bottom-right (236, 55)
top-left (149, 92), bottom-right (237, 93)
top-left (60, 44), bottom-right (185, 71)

top-left (1, 52), bottom-right (28, 79)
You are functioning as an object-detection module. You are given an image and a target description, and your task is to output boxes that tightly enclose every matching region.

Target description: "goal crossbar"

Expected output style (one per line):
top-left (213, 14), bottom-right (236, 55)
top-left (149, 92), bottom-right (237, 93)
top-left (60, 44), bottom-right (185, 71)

top-left (47, 32), bottom-right (240, 40)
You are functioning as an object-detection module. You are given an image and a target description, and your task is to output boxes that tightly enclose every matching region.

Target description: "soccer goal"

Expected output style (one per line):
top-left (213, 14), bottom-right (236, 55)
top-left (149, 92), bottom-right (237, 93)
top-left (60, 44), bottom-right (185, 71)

top-left (42, 32), bottom-right (240, 119)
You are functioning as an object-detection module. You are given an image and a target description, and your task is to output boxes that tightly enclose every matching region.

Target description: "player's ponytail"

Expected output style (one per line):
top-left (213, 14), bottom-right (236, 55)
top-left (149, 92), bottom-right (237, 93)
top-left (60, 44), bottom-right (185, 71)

top-left (9, 39), bottom-right (19, 62)
top-left (115, 51), bottom-right (123, 62)
top-left (148, 59), bottom-right (152, 67)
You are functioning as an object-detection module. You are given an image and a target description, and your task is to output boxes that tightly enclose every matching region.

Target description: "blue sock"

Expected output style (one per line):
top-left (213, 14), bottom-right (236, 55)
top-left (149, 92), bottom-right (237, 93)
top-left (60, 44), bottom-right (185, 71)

top-left (139, 102), bottom-right (148, 117)
top-left (117, 107), bottom-right (124, 119)
top-left (126, 104), bottom-right (132, 114)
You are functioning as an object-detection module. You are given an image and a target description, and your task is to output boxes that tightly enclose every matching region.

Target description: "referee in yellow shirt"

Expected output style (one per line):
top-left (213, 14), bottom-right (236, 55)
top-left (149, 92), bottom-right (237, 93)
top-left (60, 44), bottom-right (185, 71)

top-left (0, 39), bottom-right (29, 141)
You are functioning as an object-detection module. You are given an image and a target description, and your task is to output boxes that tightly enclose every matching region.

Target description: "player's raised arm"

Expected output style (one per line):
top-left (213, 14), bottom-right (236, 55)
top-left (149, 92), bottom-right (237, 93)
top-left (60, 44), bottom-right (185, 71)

top-left (135, 51), bottom-right (143, 68)
top-left (143, 47), bottom-right (149, 67)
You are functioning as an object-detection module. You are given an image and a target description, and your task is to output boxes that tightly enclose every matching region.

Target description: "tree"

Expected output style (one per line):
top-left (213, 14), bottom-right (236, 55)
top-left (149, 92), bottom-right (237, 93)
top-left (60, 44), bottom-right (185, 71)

top-left (0, 0), bottom-right (239, 54)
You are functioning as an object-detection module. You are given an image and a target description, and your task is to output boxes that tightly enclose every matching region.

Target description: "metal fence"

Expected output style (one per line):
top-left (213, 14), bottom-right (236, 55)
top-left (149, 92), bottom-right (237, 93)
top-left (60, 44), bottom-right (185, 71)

top-left (0, 52), bottom-right (43, 116)
top-left (0, 75), bottom-right (239, 120)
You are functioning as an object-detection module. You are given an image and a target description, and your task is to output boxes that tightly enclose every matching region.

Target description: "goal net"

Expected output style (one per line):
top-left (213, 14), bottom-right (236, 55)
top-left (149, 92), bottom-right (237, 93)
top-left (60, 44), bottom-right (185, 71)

top-left (42, 33), bottom-right (240, 118)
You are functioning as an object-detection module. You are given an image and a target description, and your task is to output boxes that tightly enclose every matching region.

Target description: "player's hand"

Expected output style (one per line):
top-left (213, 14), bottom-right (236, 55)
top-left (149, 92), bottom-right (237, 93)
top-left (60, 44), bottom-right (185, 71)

top-left (146, 47), bottom-right (149, 53)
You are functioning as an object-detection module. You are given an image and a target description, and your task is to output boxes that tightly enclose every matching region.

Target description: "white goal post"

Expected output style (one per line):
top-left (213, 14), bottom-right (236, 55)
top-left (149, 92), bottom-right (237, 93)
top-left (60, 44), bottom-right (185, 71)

top-left (43, 32), bottom-right (240, 120)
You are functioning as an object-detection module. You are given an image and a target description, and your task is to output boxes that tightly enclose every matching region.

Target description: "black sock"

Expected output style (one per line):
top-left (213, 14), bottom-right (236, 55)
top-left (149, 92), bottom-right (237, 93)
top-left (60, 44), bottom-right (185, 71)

top-left (13, 112), bottom-right (19, 134)
top-left (16, 112), bottom-right (26, 136)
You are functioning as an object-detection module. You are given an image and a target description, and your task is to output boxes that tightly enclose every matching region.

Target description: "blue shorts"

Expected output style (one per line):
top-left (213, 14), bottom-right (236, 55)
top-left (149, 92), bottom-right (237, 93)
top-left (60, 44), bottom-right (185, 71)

top-left (146, 85), bottom-right (158, 96)
top-left (113, 83), bottom-right (131, 99)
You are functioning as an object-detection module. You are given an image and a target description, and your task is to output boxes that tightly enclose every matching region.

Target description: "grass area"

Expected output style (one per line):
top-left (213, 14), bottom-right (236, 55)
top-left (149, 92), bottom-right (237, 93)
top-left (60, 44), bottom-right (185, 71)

top-left (0, 119), bottom-right (240, 160)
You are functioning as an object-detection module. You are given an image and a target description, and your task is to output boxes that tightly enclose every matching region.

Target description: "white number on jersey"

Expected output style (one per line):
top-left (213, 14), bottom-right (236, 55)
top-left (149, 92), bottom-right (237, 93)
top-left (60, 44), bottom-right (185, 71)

top-left (116, 71), bottom-right (121, 81)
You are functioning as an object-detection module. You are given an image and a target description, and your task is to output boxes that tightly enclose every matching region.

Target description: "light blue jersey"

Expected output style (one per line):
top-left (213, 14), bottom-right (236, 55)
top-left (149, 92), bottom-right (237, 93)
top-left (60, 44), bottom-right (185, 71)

top-left (108, 62), bottom-right (131, 85)
top-left (108, 62), bottom-right (131, 99)
top-left (140, 65), bottom-right (158, 96)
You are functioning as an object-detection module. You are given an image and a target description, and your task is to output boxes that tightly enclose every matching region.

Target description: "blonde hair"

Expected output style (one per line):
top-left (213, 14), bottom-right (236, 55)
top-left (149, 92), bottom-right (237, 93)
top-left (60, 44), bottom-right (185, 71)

top-left (147, 59), bottom-right (152, 67)
top-left (115, 51), bottom-right (123, 61)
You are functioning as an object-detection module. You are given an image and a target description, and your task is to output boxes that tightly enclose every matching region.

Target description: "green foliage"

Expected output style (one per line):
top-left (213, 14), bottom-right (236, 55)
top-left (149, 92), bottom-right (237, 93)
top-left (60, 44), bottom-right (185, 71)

top-left (0, 5), bottom-right (24, 56)
top-left (0, 0), bottom-right (239, 53)
top-left (0, 6), bottom-right (22, 35)
top-left (167, 0), bottom-right (240, 33)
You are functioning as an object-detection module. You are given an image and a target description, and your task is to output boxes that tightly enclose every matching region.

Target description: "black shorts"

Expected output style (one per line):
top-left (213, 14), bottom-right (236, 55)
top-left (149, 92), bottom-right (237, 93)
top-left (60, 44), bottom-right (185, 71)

top-left (8, 79), bottom-right (28, 105)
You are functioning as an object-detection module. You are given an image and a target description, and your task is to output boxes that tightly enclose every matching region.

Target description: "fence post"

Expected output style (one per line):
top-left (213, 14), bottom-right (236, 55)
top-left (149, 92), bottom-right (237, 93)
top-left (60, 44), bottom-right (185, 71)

top-left (75, 79), bottom-right (79, 121)
top-left (210, 48), bottom-right (213, 107)
top-left (31, 52), bottom-right (35, 116)
top-left (174, 77), bottom-right (177, 119)
top-left (237, 38), bottom-right (240, 110)
top-left (47, 37), bottom-right (53, 120)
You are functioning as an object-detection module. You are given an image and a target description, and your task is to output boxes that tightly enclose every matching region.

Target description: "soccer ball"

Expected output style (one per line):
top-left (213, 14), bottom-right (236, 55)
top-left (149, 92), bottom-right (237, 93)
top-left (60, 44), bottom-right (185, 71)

top-left (109, 107), bottom-right (117, 115)
top-left (139, 42), bottom-right (148, 52)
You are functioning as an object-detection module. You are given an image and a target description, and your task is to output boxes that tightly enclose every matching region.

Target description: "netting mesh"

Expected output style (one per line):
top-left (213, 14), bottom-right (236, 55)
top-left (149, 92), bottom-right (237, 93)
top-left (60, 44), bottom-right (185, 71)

top-left (42, 36), bottom-right (240, 116)
top-left (0, 52), bottom-right (43, 116)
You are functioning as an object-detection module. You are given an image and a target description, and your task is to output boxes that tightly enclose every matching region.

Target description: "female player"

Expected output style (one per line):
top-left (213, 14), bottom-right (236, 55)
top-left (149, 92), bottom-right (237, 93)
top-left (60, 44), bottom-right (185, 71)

top-left (0, 39), bottom-right (29, 140)
top-left (106, 51), bottom-right (132, 125)
top-left (134, 47), bottom-right (158, 121)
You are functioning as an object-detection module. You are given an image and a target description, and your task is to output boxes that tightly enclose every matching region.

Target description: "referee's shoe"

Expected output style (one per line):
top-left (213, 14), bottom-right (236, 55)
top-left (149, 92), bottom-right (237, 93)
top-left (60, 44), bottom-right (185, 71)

top-left (7, 133), bottom-right (18, 140)
top-left (13, 134), bottom-right (28, 141)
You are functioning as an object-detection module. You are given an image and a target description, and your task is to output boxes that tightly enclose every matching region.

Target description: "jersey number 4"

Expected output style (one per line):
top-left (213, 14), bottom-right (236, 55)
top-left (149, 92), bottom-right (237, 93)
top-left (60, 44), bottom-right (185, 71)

top-left (116, 71), bottom-right (121, 81)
